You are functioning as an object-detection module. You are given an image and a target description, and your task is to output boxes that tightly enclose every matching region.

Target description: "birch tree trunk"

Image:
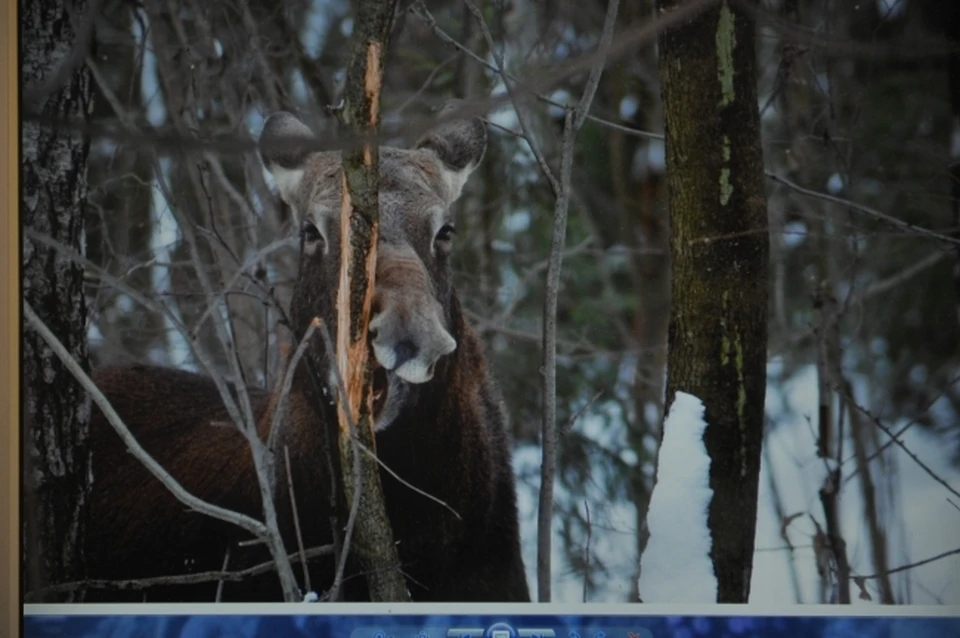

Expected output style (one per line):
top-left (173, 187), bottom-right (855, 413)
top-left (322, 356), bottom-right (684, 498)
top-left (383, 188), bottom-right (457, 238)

top-left (655, 0), bottom-right (769, 603)
top-left (21, 0), bottom-right (96, 599)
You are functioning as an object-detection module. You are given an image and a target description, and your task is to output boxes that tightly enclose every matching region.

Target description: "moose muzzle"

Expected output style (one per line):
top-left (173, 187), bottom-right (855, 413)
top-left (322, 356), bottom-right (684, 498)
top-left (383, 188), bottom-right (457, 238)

top-left (368, 246), bottom-right (456, 384)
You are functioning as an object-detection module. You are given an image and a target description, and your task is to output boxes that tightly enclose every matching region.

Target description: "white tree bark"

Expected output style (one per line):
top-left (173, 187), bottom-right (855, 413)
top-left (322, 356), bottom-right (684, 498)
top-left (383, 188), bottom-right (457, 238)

top-left (21, 0), bottom-right (96, 599)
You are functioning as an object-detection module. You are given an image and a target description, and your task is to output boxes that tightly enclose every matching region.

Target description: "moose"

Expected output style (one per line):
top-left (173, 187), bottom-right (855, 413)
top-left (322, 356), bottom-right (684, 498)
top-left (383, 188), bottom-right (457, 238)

top-left (79, 107), bottom-right (531, 602)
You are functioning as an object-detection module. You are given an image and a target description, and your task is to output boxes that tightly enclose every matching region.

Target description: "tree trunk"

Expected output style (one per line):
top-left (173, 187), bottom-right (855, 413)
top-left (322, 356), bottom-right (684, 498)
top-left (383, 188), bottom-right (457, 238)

top-left (336, 0), bottom-right (409, 602)
top-left (21, 0), bottom-right (96, 600)
top-left (655, 0), bottom-right (769, 603)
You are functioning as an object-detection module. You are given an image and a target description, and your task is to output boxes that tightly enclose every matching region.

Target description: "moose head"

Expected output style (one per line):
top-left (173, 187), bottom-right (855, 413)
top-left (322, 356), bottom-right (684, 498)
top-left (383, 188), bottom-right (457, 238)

top-left (258, 106), bottom-right (487, 430)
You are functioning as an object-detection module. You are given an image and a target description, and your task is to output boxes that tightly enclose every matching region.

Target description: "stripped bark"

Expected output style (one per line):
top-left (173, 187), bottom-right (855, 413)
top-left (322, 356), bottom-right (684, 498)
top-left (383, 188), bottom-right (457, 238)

top-left (335, 0), bottom-right (409, 602)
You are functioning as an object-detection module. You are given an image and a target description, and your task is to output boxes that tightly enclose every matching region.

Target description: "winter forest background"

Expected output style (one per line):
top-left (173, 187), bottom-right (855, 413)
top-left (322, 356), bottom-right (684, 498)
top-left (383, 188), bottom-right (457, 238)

top-left (20, 0), bottom-right (960, 607)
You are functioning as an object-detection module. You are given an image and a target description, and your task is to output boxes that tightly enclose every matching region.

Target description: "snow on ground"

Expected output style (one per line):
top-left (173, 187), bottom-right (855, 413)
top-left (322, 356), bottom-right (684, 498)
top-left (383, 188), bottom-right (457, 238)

top-left (513, 440), bottom-right (638, 603)
top-left (513, 364), bottom-right (960, 605)
top-left (637, 391), bottom-right (716, 603)
top-left (753, 364), bottom-right (960, 605)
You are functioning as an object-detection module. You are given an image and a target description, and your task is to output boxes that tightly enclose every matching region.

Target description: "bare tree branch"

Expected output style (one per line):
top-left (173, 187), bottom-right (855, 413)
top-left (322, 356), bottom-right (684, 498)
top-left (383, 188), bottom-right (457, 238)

top-left (22, 544), bottom-right (334, 600)
top-left (284, 445), bottom-right (311, 594)
top-left (535, 0), bottom-right (620, 602)
top-left (844, 397), bottom-right (960, 502)
top-left (24, 301), bottom-right (275, 545)
top-left (851, 546), bottom-right (960, 581)
top-left (767, 172), bottom-right (960, 247)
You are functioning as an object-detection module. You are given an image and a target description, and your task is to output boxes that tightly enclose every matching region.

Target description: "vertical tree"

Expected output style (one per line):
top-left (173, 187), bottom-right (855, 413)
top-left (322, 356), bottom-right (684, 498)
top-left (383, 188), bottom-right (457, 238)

top-left (21, 0), bottom-right (96, 598)
top-left (655, 0), bottom-right (769, 602)
top-left (335, 0), bottom-right (409, 602)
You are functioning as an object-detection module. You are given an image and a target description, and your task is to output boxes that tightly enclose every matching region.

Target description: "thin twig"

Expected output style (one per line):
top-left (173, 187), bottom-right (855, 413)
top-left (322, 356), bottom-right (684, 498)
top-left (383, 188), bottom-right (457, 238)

top-left (23, 301), bottom-right (274, 543)
top-left (411, 0), bottom-right (699, 145)
top-left (267, 321), bottom-right (320, 453)
top-left (582, 502), bottom-right (592, 603)
top-left (87, 48), bottom-right (265, 484)
top-left (559, 390), bottom-right (604, 438)
top-left (29, 228), bottom-right (302, 600)
top-left (23, 544), bottom-right (334, 600)
top-left (840, 372), bottom-right (960, 485)
top-left (763, 440), bottom-right (804, 603)
top-left (215, 546), bottom-right (231, 603)
top-left (767, 172), bottom-right (960, 247)
top-left (859, 252), bottom-right (946, 301)
top-left (843, 378), bottom-right (895, 603)
top-left (537, 108), bottom-right (575, 603)
top-left (571, 0), bottom-right (620, 131)
top-left (285, 445), bottom-right (311, 594)
top-left (844, 397), bottom-right (960, 502)
top-left (351, 438), bottom-right (461, 520)
top-left (461, 0), bottom-right (561, 196)
top-left (156, 146), bottom-right (301, 602)
top-left (396, 53), bottom-right (460, 114)
top-left (535, 0), bottom-right (620, 603)
top-left (851, 546), bottom-right (960, 581)
top-left (193, 165), bottom-right (292, 330)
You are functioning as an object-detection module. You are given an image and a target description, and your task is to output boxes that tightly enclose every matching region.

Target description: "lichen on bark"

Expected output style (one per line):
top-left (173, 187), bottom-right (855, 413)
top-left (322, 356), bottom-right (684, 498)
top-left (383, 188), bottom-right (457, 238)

top-left (655, 0), bottom-right (769, 603)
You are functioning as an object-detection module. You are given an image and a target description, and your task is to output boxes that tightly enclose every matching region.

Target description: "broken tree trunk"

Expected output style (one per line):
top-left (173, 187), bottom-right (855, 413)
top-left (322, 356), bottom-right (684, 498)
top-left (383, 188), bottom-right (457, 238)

top-left (335, 0), bottom-right (409, 602)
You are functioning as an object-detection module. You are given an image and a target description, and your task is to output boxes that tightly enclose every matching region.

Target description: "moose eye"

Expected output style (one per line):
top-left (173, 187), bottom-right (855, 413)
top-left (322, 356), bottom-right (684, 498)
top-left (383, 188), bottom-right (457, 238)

top-left (435, 224), bottom-right (456, 243)
top-left (300, 221), bottom-right (323, 255)
top-left (300, 221), bottom-right (322, 243)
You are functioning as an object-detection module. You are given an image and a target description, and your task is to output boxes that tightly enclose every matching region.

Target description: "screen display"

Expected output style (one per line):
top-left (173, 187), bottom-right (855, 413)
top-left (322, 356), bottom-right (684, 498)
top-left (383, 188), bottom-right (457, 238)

top-left (21, 610), bottom-right (960, 638)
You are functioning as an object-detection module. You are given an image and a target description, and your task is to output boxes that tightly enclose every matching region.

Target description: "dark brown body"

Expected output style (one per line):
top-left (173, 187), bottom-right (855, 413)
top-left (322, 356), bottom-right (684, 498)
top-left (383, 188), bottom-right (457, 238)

top-left (82, 296), bottom-right (530, 602)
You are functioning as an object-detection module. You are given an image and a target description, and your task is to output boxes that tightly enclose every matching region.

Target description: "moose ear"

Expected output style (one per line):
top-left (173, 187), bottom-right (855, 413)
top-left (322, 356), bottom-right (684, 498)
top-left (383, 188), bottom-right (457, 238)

top-left (415, 101), bottom-right (487, 203)
top-left (259, 112), bottom-right (316, 205)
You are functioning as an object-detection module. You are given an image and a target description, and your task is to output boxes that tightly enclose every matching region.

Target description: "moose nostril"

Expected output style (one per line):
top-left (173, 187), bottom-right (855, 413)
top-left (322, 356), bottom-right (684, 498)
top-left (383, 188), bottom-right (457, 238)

top-left (393, 340), bottom-right (418, 368)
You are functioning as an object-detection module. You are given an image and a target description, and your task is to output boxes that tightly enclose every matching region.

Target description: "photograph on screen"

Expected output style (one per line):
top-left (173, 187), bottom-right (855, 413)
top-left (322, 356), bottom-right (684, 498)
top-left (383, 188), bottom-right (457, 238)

top-left (17, 0), bottom-right (960, 632)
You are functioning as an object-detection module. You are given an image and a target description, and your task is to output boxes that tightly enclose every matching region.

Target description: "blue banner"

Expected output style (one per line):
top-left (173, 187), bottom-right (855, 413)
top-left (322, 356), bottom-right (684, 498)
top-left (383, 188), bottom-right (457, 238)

top-left (21, 611), bottom-right (960, 638)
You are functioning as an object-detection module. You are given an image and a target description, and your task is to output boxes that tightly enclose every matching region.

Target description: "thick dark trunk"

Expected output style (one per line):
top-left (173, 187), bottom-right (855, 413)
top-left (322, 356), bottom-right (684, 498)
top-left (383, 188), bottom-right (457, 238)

top-left (656, 0), bottom-right (769, 603)
top-left (21, 0), bottom-right (96, 599)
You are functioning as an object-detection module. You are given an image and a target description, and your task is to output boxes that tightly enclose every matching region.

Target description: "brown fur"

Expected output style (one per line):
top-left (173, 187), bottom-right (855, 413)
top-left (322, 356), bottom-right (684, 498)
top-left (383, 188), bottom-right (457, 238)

top-left (80, 109), bottom-right (531, 603)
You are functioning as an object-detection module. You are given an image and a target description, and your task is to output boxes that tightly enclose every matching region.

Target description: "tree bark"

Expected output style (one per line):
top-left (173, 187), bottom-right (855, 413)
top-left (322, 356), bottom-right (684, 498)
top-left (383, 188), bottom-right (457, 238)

top-left (21, 0), bottom-right (96, 599)
top-left (336, 0), bottom-right (409, 602)
top-left (656, 0), bottom-right (769, 603)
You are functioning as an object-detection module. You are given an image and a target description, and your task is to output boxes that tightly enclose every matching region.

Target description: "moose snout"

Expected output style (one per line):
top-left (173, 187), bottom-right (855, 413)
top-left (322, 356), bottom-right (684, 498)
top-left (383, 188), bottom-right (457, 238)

top-left (368, 303), bottom-right (457, 384)
top-left (392, 340), bottom-right (418, 369)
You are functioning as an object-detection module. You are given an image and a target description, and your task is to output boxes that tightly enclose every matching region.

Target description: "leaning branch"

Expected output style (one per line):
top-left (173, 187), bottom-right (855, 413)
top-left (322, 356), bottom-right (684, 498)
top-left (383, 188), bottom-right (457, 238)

top-left (23, 301), bottom-right (274, 546)
top-left (851, 546), bottom-right (960, 581)
top-left (23, 544), bottom-right (334, 600)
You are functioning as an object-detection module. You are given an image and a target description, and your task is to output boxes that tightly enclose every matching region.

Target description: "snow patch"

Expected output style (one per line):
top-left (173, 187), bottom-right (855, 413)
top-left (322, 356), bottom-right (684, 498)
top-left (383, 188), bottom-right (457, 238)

top-left (782, 220), bottom-right (808, 248)
top-left (638, 391), bottom-right (717, 602)
top-left (826, 173), bottom-right (845, 195)
top-left (619, 95), bottom-right (639, 121)
top-left (877, 0), bottom-right (907, 20)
